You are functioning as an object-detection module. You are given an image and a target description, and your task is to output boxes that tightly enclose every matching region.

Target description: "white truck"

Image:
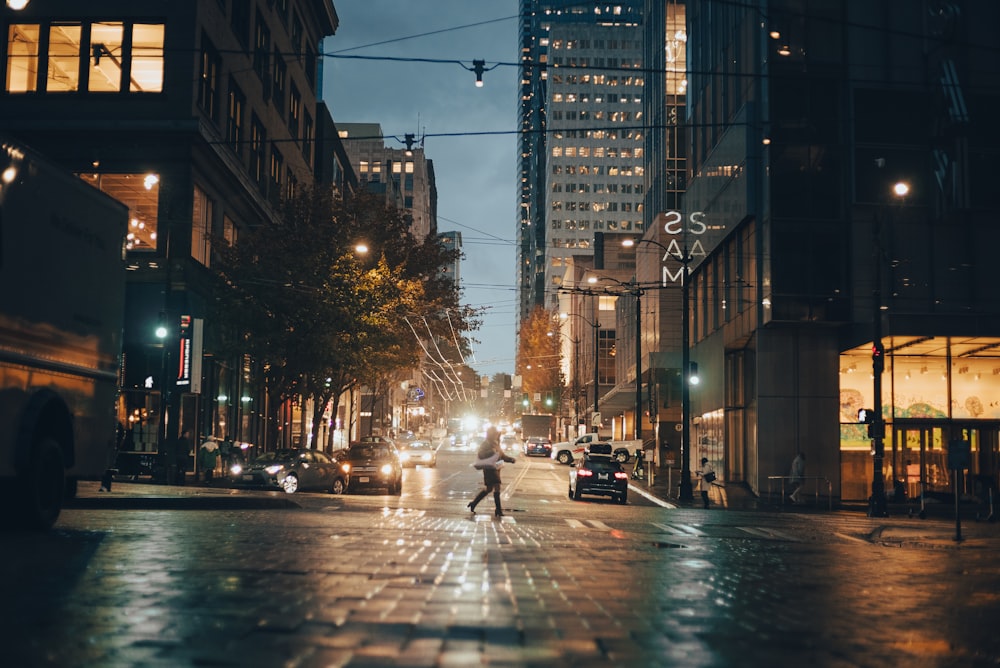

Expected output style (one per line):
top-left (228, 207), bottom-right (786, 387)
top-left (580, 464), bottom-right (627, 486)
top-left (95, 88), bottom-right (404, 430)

top-left (0, 137), bottom-right (127, 529)
top-left (551, 432), bottom-right (641, 465)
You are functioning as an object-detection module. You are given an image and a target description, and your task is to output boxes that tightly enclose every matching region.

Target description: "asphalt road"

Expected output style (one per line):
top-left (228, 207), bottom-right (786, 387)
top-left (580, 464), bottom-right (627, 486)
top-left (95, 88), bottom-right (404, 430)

top-left (2, 446), bottom-right (999, 667)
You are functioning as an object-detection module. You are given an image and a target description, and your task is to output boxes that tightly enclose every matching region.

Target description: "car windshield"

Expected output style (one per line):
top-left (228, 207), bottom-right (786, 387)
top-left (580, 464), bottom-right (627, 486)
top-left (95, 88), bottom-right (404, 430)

top-left (253, 450), bottom-right (298, 464)
top-left (406, 442), bottom-right (431, 450)
top-left (349, 445), bottom-right (391, 459)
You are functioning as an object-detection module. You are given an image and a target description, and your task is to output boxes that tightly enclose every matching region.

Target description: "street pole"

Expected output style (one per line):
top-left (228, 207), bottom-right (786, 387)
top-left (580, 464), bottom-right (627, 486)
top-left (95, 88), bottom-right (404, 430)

top-left (869, 207), bottom-right (888, 517)
top-left (634, 285), bottom-right (642, 442)
top-left (679, 252), bottom-right (693, 501)
top-left (593, 314), bottom-right (599, 433)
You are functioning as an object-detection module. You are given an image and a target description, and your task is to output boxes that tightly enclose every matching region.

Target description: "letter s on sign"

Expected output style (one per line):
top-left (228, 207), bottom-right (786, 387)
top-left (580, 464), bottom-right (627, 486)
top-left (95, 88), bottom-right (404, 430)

top-left (689, 211), bottom-right (707, 235)
top-left (660, 210), bottom-right (683, 235)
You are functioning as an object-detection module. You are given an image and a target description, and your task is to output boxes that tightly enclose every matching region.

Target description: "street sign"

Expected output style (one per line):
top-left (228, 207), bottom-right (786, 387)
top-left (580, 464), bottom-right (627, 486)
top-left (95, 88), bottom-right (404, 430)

top-left (948, 439), bottom-right (971, 470)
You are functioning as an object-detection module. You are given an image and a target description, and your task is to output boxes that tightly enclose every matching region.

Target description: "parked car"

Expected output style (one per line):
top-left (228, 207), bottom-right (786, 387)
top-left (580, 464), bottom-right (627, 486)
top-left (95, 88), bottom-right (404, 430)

top-left (398, 440), bottom-right (437, 468)
top-left (569, 444), bottom-right (628, 504)
top-left (342, 442), bottom-right (403, 494)
top-left (524, 436), bottom-right (552, 457)
top-left (233, 448), bottom-right (347, 494)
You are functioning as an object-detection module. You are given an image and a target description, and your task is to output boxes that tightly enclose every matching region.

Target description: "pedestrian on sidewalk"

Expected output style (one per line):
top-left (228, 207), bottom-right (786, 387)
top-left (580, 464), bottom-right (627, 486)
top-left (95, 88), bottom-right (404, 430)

top-left (697, 457), bottom-right (716, 509)
top-left (467, 427), bottom-right (516, 517)
top-left (788, 451), bottom-right (806, 504)
top-left (199, 435), bottom-right (220, 483)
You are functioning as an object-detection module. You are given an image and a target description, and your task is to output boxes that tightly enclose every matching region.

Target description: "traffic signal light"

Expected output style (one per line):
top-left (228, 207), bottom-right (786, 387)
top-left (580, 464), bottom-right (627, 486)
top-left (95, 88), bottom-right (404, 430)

top-left (872, 342), bottom-right (884, 373)
top-left (522, 393), bottom-right (529, 407)
top-left (545, 392), bottom-right (553, 407)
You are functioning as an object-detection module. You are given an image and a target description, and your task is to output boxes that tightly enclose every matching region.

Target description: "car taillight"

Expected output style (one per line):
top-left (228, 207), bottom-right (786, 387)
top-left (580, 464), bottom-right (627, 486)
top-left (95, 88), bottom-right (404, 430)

top-left (577, 469), bottom-right (594, 477)
top-left (614, 471), bottom-right (628, 480)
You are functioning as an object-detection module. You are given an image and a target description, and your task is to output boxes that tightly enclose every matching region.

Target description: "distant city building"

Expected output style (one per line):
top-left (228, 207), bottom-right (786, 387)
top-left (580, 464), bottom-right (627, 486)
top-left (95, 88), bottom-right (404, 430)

top-left (438, 231), bottom-right (462, 286)
top-left (337, 123), bottom-right (437, 239)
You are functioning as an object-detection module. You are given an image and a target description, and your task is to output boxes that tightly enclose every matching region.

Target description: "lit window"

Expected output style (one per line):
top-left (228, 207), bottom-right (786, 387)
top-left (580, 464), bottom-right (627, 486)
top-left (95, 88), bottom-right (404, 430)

top-left (5, 24), bottom-right (40, 92)
top-left (89, 22), bottom-right (124, 91)
top-left (78, 173), bottom-right (160, 252)
top-left (191, 184), bottom-right (213, 266)
top-left (47, 22), bottom-right (82, 91)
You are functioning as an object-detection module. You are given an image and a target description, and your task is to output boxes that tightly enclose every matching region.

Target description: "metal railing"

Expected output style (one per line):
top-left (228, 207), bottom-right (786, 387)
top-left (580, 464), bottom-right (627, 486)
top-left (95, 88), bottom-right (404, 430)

top-left (767, 475), bottom-right (833, 510)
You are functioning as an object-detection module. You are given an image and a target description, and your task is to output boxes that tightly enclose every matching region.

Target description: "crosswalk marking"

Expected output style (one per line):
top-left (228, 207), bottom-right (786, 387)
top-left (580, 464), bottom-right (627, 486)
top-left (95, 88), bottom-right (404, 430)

top-left (565, 519), bottom-right (587, 528)
top-left (652, 522), bottom-right (704, 536)
top-left (737, 526), bottom-right (800, 542)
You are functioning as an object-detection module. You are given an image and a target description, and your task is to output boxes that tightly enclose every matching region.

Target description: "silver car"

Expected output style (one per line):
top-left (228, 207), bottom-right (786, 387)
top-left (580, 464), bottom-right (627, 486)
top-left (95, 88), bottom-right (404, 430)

top-left (233, 448), bottom-right (347, 494)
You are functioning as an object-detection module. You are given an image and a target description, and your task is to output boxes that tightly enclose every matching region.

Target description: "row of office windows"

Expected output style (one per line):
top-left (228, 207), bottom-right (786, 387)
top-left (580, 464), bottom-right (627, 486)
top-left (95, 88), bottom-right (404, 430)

top-left (552, 146), bottom-right (644, 160)
top-left (551, 182), bottom-right (644, 194)
top-left (549, 127), bottom-right (643, 141)
top-left (549, 57), bottom-right (642, 69)
top-left (550, 219), bottom-right (643, 234)
top-left (552, 92), bottom-right (642, 104)
top-left (5, 21), bottom-right (164, 93)
top-left (548, 108), bottom-right (644, 123)
top-left (550, 161), bottom-right (644, 177)
top-left (549, 73), bottom-right (643, 86)
top-left (552, 164), bottom-right (645, 176)
top-left (551, 201), bottom-right (642, 213)
top-left (551, 38), bottom-right (641, 51)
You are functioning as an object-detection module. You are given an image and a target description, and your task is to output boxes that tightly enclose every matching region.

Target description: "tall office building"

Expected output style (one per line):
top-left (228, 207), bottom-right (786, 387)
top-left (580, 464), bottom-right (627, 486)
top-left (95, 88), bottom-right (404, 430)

top-left (681, 0), bottom-right (1000, 503)
top-left (517, 1), bottom-right (646, 323)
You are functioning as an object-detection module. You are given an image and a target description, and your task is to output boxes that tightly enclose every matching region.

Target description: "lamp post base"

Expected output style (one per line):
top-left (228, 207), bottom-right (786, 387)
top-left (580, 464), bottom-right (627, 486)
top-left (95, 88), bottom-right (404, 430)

top-left (868, 475), bottom-right (888, 517)
top-left (678, 476), bottom-right (694, 502)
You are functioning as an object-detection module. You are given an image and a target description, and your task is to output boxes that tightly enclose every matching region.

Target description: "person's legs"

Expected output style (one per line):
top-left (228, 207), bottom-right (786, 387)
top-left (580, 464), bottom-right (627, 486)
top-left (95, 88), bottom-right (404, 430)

top-left (701, 489), bottom-right (710, 508)
top-left (468, 487), bottom-right (489, 512)
top-left (492, 484), bottom-right (503, 516)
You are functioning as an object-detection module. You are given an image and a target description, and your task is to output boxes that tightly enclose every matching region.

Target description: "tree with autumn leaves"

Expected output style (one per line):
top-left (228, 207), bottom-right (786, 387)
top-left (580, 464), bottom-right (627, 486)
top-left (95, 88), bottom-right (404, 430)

top-left (516, 306), bottom-right (564, 413)
top-left (212, 188), bottom-right (479, 448)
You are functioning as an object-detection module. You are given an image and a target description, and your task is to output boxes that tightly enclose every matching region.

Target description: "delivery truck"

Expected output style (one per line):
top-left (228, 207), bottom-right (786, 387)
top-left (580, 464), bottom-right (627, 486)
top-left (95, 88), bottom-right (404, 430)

top-left (0, 137), bottom-right (126, 529)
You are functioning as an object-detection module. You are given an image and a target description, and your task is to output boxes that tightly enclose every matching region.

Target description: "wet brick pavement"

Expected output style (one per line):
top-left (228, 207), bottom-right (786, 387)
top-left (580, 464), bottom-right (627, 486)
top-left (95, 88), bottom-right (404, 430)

top-left (1, 476), bottom-right (998, 667)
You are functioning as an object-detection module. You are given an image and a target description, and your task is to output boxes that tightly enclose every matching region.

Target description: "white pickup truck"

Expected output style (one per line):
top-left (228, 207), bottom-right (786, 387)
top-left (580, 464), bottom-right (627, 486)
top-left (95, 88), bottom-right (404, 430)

top-left (551, 433), bottom-right (640, 465)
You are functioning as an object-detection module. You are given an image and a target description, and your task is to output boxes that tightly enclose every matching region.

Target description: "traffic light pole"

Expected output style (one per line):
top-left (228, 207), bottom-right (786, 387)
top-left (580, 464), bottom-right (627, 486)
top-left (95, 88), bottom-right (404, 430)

top-left (869, 212), bottom-right (888, 517)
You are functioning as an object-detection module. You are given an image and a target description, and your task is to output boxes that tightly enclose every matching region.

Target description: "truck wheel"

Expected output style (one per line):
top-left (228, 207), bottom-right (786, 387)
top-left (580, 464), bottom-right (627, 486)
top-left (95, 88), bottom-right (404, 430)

top-left (613, 449), bottom-right (629, 463)
top-left (572, 484), bottom-right (582, 501)
top-left (557, 451), bottom-right (573, 465)
top-left (12, 437), bottom-right (65, 530)
top-left (617, 492), bottom-right (628, 505)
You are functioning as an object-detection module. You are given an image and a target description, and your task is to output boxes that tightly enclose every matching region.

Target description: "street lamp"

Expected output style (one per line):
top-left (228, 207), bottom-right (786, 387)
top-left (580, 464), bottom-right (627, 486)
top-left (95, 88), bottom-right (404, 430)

top-left (869, 180), bottom-right (910, 518)
top-left (560, 310), bottom-right (601, 432)
top-left (623, 236), bottom-right (694, 502)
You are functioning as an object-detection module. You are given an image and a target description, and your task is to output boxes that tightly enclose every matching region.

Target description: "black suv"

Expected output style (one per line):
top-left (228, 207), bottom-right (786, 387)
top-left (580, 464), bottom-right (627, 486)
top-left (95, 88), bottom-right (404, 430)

top-left (568, 443), bottom-right (628, 504)
top-left (342, 442), bottom-right (403, 494)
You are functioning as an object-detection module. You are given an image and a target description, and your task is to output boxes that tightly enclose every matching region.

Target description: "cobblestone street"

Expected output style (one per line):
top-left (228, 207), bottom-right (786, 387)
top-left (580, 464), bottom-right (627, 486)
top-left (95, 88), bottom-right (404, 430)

top-left (3, 457), bottom-right (999, 667)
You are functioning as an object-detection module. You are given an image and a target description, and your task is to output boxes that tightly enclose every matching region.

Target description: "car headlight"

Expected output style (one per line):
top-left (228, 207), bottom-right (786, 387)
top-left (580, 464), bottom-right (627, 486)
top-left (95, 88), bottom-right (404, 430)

top-left (399, 452), bottom-right (411, 461)
top-left (265, 465), bottom-right (283, 475)
top-left (341, 463), bottom-right (351, 474)
top-left (380, 463), bottom-right (393, 475)
top-left (230, 464), bottom-right (243, 475)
